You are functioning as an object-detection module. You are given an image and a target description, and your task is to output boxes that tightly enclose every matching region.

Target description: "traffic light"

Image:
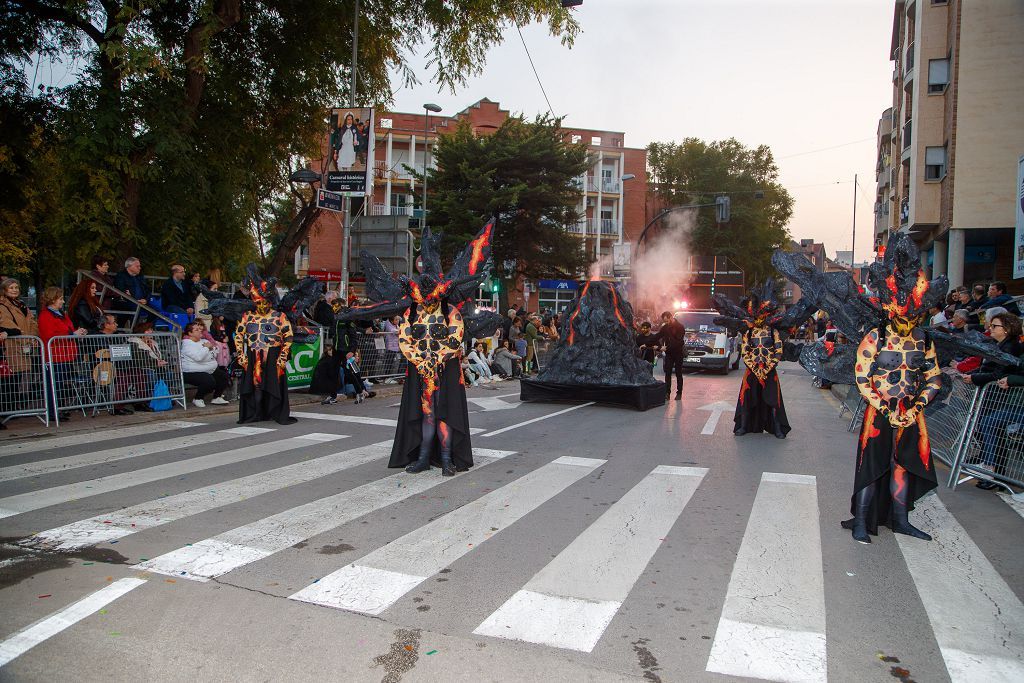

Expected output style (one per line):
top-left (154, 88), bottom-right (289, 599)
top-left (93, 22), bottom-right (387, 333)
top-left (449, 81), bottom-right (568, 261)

top-left (715, 196), bottom-right (731, 224)
top-left (491, 279), bottom-right (500, 293)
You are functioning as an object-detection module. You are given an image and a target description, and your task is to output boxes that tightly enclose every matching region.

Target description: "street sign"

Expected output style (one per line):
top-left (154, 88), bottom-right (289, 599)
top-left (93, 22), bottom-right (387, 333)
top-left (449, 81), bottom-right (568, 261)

top-left (324, 171), bottom-right (366, 195)
top-left (316, 189), bottom-right (343, 212)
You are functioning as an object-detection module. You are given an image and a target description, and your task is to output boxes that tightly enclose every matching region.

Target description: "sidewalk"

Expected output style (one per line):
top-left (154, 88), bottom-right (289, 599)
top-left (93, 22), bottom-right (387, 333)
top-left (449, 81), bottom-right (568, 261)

top-left (0, 382), bottom-right (408, 442)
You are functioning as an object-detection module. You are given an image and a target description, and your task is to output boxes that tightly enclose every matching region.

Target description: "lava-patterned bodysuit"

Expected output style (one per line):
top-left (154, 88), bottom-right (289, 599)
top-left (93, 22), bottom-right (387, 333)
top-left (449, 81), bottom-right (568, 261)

top-left (734, 324), bottom-right (791, 438)
top-left (843, 316), bottom-right (941, 542)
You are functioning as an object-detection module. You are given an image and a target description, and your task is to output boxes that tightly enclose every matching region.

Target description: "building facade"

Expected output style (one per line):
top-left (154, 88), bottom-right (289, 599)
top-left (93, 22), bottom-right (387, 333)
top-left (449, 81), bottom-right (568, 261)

top-left (878, 0), bottom-right (1024, 291)
top-left (301, 98), bottom-right (648, 309)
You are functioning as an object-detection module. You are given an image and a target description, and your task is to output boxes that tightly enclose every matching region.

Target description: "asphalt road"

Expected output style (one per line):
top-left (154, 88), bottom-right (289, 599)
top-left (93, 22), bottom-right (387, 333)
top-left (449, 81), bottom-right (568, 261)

top-left (1, 363), bottom-right (1022, 682)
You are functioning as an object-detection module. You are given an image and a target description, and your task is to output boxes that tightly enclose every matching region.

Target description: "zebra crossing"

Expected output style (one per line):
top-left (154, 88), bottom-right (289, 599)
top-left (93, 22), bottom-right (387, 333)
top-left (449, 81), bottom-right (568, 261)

top-left (1, 414), bottom-right (1023, 681)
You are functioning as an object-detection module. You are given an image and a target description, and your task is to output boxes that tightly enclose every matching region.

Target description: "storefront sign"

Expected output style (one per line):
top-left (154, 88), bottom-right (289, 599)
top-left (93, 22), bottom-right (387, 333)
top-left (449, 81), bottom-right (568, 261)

top-left (538, 279), bottom-right (578, 291)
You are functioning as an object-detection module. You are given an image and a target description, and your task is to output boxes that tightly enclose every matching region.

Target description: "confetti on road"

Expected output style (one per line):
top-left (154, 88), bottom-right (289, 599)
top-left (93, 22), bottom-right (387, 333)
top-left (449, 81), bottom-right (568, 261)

top-left (37, 594), bottom-right (52, 599)
top-left (426, 650), bottom-right (438, 655)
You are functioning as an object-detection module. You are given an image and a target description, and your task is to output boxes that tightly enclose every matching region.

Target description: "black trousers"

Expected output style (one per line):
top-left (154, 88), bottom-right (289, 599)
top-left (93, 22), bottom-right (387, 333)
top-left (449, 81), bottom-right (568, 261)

top-left (183, 367), bottom-right (228, 400)
top-left (664, 354), bottom-right (684, 395)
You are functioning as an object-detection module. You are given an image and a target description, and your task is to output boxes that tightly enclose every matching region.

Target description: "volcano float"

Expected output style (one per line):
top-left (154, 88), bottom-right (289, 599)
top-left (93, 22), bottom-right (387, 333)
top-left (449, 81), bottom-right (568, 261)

top-left (520, 280), bottom-right (666, 410)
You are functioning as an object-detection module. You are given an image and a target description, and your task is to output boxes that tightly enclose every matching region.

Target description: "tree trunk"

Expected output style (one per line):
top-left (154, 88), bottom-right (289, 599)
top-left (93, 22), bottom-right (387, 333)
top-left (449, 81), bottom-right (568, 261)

top-left (265, 204), bottom-right (322, 278)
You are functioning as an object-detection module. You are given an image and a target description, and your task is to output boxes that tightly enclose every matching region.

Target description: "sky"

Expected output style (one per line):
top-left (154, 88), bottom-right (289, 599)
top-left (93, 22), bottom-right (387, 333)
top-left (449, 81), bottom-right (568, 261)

top-left (390, 0), bottom-right (895, 264)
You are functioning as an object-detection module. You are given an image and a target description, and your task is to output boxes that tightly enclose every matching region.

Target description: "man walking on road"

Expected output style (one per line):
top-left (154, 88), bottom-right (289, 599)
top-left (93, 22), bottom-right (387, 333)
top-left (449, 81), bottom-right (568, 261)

top-left (656, 310), bottom-right (687, 400)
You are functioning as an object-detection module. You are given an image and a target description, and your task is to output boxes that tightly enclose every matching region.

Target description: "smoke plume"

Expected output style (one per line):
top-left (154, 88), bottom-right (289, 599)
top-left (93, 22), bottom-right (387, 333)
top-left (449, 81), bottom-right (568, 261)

top-left (631, 208), bottom-right (697, 320)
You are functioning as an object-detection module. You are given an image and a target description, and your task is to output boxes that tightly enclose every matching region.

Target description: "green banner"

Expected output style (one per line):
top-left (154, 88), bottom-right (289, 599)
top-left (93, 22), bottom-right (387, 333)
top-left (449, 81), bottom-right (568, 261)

top-left (285, 332), bottom-right (323, 389)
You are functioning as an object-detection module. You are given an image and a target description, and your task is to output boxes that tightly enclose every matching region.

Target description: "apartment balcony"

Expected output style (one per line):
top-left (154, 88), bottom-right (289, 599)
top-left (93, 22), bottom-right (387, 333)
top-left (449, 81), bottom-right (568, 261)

top-left (902, 120), bottom-right (913, 156)
top-left (905, 42), bottom-right (915, 74)
top-left (371, 204), bottom-right (414, 217)
top-left (373, 160), bottom-right (388, 179)
top-left (585, 176), bottom-right (622, 194)
top-left (566, 218), bottom-right (621, 237)
top-left (900, 196), bottom-right (910, 226)
top-left (878, 110), bottom-right (893, 140)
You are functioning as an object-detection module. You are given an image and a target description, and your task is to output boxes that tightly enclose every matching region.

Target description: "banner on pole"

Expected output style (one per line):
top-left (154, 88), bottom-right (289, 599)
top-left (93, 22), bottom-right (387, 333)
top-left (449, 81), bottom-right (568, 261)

top-left (326, 106), bottom-right (375, 197)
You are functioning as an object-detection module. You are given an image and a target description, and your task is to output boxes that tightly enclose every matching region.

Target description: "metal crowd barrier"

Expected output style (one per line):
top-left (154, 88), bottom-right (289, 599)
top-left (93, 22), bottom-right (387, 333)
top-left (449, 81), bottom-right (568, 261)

top-left (924, 373), bottom-right (980, 470)
top-left (0, 335), bottom-right (48, 426)
top-left (47, 332), bottom-right (185, 425)
top-left (949, 383), bottom-right (1024, 493)
top-left (354, 331), bottom-right (407, 380)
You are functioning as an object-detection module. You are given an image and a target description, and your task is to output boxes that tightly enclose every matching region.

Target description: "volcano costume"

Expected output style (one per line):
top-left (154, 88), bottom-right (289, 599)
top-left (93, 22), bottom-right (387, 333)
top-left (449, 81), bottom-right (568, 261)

top-left (336, 222), bottom-right (502, 476)
top-left (772, 233), bottom-right (1021, 544)
top-left (199, 265), bottom-right (322, 425)
top-left (712, 281), bottom-right (815, 438)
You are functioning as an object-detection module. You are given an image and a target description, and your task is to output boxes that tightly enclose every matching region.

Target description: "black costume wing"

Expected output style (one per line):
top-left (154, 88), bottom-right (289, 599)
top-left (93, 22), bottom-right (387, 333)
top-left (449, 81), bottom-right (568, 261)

top-left (418, 227), bottom-right (445, 279)
top-left (277, 277), bottom-right (324, 324)
top-left (771, 250), bottom-right (878, 341)
top-left (711, 293), bottom-right (748, 322)
top-left (798, 341), bottom-right (857, 385)
top-left (360, 251), bottom-right (407, 303)
top-left (929, 329), bottom-right (1024, 369)
top-left (446, 220), bottom-right (495, 304)
top-left (336, 298), bottom-right (412, 323)
top-left (772, 297), bottom-right (818, 332)
top-left (462, 307), bottom-right (505, 340)
top-left (203, 297), bottom-right (256, 322)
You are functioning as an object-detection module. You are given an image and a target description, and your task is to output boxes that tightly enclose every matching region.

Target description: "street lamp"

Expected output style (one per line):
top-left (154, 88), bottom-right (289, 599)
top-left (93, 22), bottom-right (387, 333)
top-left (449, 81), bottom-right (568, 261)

top-left (422, 103), bottom-right (442, 232)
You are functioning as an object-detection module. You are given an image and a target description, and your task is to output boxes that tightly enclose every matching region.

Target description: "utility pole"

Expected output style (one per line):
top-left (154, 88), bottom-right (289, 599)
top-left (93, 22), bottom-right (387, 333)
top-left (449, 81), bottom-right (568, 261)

top-left (340, 0), bottom-right (359, 300)
top-left (851, 173), bottom-right (857, 268)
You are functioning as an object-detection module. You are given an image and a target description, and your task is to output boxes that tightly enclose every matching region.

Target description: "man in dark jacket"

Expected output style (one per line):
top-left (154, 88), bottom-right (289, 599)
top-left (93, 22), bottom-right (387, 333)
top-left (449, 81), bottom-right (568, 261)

top-left (980, 281), bottom-right (1021, 316)
top-left (635, 321), bottom-right (659, 365)
top-left (113, 257), bottom-right (148, 323)
top-left (655, 311), bottom-right (687, 400)
top-left (160, 264), bottom-right (194, 314)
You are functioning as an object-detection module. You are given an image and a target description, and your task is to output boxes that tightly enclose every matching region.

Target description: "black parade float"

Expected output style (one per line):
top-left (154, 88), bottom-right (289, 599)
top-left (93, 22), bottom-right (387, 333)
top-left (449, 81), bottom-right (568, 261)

top-left (520, 279), bottom-right (666, 410)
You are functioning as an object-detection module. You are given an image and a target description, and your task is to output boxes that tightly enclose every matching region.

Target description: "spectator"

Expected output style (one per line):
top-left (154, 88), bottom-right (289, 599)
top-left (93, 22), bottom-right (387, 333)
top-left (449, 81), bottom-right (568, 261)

top-left (0, 278), bottom-right (39, 418)
top-left (322, 317), bottom-right (371, 404)
top-left (980, 281), bottom-right (1021, 316)
top-left (68, 278), bottom-right (104, 333)
top-left (510, 316), bottom-right (523, 340)
top-left (514, 333), bottom-right (528, 359)
top-left (961, 312), bottom-right (1022, 388)
top-left (127, 320), bottom-right (168, 412)
top-left (382, 314), bottom-right (402, 376)
top-left (467, 342), bottom-right (495, 383)
top-left (37, 286), bottom-right (87, 420)
top-left (501, 308), bottom-right (517, 342)
top-left (945, 310), bottom-right (974, 339)
top-left (490, 338), bottom-right (522, 378)
top-left (311, 291), bottom-right (338, 329)
top-left (161, 264), bottom-right (194, 315)
top-left (89, 255), bottom-right (114, 306)
top-left (928, 303), bottom-right (947, 327)
top-left (98, 313), bottom-right (119, 335)
top-left (194, 279), bottom-right (218, 326)
top-left (460, 350), bottom-right (480, 386)
top-left (180, 321), bottom-right (228, 407)
top-left (968, 313), bottom-right (1024, 490)
top-left (524, 314), bottom-right (541, 373)
top-left (113, 257), bottom-right (149, 322)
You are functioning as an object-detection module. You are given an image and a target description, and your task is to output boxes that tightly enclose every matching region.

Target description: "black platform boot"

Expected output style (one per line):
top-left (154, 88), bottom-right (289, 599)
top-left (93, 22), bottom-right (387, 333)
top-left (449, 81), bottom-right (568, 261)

top-left (440, 450), bottom-right (455, 477)
top-left (891, 499), bottom-right (932, 541)
top-left (406, 445), bottom-right (431, 473)
top-left (849, 484), bottom-right (873, 544)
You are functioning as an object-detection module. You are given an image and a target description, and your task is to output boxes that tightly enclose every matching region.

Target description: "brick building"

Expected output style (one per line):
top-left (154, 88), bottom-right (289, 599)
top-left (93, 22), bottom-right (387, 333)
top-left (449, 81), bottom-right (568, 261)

top-left (300, 98), bottom-right (648, 311)
top-left (877, 0), bottom-right (1024, 292)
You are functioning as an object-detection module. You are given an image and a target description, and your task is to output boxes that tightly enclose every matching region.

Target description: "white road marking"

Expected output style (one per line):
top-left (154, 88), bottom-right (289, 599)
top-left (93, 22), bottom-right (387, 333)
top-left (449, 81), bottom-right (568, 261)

top-left (0, 577), bottom-right (146, 667)
top-left (0, 421), bottom-right (205, 458)
top-left (136, 448), bottom-right (518, 582)
top-left (479, 403), bottom-right (595, 437)
top-left (289, 455), bottom-right (605, 614)
top-left (0, 433), bottom-right (346, 520)
top-left (25, 441), bottom-right (395, 551)
top-left (0, 427), bottom-right (270, 483)
top-left (896, 495), bottom-right (1024, 682)
top-left (698, 400), bottom-right (734, 435)
top-left (474, 465), bottom-right (707, 652)
top-left (291, 412), bottom-right (398, 427)
top-left (706, 472), bottom-right (826, 683)
top-left (998, 493), bottom-right (1024, 522)
top-left (467, 397), bottom-right (521, 411)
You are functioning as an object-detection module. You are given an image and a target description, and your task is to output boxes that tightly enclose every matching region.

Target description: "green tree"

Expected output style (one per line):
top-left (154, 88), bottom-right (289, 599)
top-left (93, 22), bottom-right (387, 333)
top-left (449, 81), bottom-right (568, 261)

top-left (0, 0), bottom-right (580, 279)
top-left (426, 115), bottom-right (590, 309)
top-left (647, 138), bottom-right (793, 286)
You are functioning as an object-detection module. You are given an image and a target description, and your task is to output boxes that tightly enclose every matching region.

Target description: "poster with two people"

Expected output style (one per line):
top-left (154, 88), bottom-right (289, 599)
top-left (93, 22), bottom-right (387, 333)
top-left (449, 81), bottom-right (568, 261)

top-left (328, 107), bottom-right (374, 196)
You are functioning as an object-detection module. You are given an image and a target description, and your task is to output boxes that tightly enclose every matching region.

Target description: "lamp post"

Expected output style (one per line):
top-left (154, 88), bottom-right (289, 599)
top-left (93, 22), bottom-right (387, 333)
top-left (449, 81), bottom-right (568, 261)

top-left (422, 103), bottom-right (442, 232)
